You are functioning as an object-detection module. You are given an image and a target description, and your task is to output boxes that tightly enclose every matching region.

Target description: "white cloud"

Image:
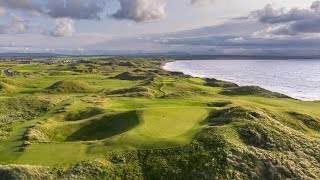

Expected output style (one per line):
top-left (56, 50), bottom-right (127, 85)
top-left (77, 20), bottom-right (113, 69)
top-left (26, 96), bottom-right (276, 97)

top-left (190, 0), bottom-right (215, 6)
top-left (252, 1), bottom-right (320, 36)
top-left (0, 7), bottom-right (6, 17)
top-left (0, 0), bottom-right (41, 11)
top-left (112, 0), bottom-right (167, 22)
top-left (50, 18), bottom-right (75, 37)
top-left (0, 14), bottom-right (29, 34)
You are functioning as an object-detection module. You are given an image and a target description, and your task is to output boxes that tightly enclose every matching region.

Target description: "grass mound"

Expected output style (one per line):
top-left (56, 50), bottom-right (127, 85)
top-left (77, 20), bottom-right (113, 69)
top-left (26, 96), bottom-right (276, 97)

top-left (288, 111), bottom-right (320, 131)
top-left (0, 123), bottom-right (12, 141)
top-left (0, 79), bottom-right (23, 86)
top-left (48, 71), bottom-right (72, 76)
top-left (140, 128), bottom-right (229, 179)
top-left (237, 123), bottom-right (279, 149)
top-left (65, 107), bottom-right (105, 121)
top-left (44, 80), bottom-right (94, 93)
top-left (113, 72), bottom-right (156, 81)
top-left (0, 82), bottom-right (17, 93)
top-left (25, 124), bottom-right (50, 143)
top-left (220, 86), bottom-right (290, 98)
top-left (105, 86), bottom-right (156, 98)
top-left (207, 107), bottom-right (266, 126)
top-left (0, 97), bottom-right (52, 123)
top-left (0, 165), bottom-right (52, 180)
top-left (205, 78), bottom-right (238, 88)
top-left (229, 125), bottom-right (320, 179)
top-left (118, 61), bottom-right (136, 67)
top-left (208, 101), bottom-right (232, 107)
top-left (60, 160), bottom-right (118, 179)
top-left (0, 78), bottom-right (25, 93)
top-left (168, 71), bottom-right (191, 78)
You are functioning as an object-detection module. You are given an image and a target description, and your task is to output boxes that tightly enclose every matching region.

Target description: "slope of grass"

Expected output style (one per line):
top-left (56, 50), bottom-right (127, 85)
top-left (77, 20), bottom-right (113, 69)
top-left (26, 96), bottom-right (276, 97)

top-left (0, 97), bottom-right (52, 123)
top-left (42, 111), bottom-right (140, 142)
top-left (65, 107), bottom-right (105, 121)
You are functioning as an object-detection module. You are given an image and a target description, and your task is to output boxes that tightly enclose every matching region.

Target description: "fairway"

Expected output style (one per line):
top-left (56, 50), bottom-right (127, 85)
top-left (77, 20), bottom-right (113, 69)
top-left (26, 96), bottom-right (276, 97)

top-left (105, 107), bottom-right (209, 148)
top-left (17, 143), bottom-right (87, 166)
top-left (136, 108), bottom-right (208, 139)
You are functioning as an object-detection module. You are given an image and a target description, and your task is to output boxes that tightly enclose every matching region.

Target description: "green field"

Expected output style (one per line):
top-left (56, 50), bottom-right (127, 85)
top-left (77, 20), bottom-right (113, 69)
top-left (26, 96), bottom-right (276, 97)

top-left (0, 58), bottom-right (319, 179)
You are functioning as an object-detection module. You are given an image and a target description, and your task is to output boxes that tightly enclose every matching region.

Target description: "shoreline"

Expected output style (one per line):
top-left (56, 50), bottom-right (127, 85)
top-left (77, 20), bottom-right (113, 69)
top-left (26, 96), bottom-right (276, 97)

top-left (162, 60), bottom-right (319, 102)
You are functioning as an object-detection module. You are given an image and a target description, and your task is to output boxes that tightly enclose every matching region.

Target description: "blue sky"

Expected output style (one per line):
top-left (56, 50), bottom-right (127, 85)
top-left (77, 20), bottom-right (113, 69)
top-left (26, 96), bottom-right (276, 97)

top-left (0, 0), bottom-right (319, 55)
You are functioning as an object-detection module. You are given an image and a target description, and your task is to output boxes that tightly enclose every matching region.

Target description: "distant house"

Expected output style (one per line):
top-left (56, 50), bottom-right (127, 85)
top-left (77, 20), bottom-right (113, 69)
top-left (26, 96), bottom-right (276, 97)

top-left (20, 60), bottom-right (32, 64)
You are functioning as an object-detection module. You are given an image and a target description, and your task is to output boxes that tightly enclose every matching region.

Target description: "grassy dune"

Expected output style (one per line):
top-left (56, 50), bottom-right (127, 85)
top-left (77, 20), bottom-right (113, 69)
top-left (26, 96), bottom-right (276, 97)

top-left (0, 59), bottom-right (319, 179)
top-left (44, 80), bottom-right (97, 93)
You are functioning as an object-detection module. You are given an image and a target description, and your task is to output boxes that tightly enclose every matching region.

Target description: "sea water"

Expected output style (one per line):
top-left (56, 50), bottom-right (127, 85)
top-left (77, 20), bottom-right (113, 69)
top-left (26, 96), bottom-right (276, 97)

top-left (164, 60), bottom-right (320, 101)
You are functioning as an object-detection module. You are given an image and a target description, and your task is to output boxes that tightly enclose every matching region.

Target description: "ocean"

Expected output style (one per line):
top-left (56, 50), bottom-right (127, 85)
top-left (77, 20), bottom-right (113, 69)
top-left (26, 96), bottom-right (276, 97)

top-left (163, 60), bottom-right (320, 101)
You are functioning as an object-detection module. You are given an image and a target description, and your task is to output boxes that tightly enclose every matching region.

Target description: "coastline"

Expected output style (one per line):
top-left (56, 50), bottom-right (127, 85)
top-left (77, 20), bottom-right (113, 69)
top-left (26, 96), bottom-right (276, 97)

top-left (162, 60), bottom-right (319, 102)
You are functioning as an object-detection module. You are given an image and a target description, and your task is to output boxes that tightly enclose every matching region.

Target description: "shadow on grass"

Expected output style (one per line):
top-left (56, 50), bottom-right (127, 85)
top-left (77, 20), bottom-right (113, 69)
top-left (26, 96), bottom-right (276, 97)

top-left (66, 111), bottom-right (140, 141)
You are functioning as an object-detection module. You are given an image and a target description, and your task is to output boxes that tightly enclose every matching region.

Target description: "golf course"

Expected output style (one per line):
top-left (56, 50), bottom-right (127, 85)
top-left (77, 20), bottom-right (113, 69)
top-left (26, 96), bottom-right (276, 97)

top-left (0, 57), bottom-right (319, 179)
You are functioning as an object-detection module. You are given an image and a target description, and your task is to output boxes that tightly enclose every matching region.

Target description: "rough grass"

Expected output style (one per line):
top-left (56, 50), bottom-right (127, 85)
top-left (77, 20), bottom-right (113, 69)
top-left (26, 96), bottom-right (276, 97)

top-left (0, 82), bottom-right (16, 93)
top-left (0, 165), bottom-right (52, 180)
top-left (0, 97), bottom-right (52, 123)
top-left (205, 78), bottom-right (238, 88)
top-left (208, 101), bottom-right (232, 107)
top-left (105, 86), bottom-right (156, 98)
top-left (114, 72), bottom-right (154, 81)
top-left (287, 111), bottom-right (320, 132)
top-left (0, 123), bottom-right (12, 141)
top-left (220, 86), bottom-right (290, 98)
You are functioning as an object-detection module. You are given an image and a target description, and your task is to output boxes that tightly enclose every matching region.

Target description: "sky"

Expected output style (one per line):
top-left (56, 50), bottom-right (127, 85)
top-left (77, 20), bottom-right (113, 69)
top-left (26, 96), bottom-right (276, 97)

top-left (0, 0), bottom-right (319, 55)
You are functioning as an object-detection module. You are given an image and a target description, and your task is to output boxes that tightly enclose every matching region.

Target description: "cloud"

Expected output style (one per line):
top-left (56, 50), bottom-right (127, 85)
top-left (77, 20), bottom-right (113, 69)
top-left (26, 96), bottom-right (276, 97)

top-left (0, 0), bottom-right (213, 23)
top-left (252, 1), bottom-right (320, 36)
top-left (112, 0), bottom-right (167, 22)
top-left (1, 0), bottom-right (167, 22)
top-left (2, 0), bottom-right (320, 55)
top-left (0, 0), bottom-right (105, 20)
top-left (46, 0), bottom-right (105, 20)
top-left (0, 14), bottom-right (29, 34)
top-left (190, 0), bottom-right (215, 6)
top-left (27, 9), bottom-right (42, 17)
top-left (0, 0), bottom-right (41, 11)
top-left (131, 13), bottom-right (320, 56)
top-left (0, 7), bottom-right (6, 17)
top-left (49, 18), bottom-right (75, 37)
